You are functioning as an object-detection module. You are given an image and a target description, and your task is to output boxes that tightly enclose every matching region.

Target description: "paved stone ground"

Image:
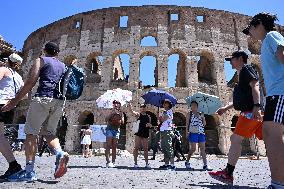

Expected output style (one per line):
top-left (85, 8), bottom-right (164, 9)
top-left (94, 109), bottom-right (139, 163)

top-left (0, 153), bottom-right (270, 189)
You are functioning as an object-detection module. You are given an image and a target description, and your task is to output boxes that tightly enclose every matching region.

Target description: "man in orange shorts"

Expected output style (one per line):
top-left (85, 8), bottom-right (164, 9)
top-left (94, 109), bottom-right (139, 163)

top-left (208, 51), bottom-right (262, 184)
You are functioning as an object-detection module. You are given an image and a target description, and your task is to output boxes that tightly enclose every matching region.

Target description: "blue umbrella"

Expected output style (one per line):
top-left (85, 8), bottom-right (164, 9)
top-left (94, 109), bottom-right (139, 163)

top-left (186, 92), bottom-right (222, 115)
top-left (142, 89), bottom-right (177, 108)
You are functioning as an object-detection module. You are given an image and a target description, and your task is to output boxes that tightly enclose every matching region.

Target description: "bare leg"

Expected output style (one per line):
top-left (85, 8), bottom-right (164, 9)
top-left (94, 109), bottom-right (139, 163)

top-left (199, 142), bottom-right (207, 166)
top-left (227, 134), bottom-right (243, 166)
top-left (82, 144), bottom-right (85, 157)
top-left (263, 121), bottom-right (284, 183)
top-left (0, 123), bottom-right (16, 163)
top-left (133, 136), bottom-right (141, 165)
top-left (25, 134), bottom-right (38, 162)
top-left (85, 145), bottom-right (90, 157)
top-left (105, 137), bottom-right (112, 163)
top-left (186, 142), bottom-right (197, 162)
top-left (142, 138), bottom-right (149, 165)
top-left (112, 138), bottom-right (118, 163)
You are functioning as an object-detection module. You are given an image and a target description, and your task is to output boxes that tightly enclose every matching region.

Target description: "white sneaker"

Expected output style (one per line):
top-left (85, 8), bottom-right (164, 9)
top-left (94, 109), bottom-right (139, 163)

top-left (134, 164), bottom-right (139, 168)
top-left (145, 164), bottom-right (151, 169)
top-left (106, 162), bottom-right (115, 168)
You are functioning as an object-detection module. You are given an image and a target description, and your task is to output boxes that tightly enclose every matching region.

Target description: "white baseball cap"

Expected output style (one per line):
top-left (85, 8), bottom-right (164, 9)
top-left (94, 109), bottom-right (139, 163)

top-left (9, 53), bottom-right (23, 64)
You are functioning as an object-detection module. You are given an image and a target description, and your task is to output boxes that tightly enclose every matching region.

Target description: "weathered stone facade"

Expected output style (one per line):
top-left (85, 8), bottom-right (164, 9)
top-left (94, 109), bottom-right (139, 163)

top-left (16, 5), bottom-right (284, 155)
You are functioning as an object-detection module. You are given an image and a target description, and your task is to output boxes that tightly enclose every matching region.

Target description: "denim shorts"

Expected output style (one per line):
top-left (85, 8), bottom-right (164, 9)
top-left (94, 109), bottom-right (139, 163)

top-left (106, 129), bottom-right (120, 139)
top-left (187, 133), bottom-right (206, 143)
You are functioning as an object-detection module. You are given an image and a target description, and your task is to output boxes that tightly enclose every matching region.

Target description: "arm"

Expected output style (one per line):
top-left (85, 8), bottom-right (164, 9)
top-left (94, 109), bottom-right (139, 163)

top-left (276, 45), bottom-right (284, 64)
top-left (1, 58), bottom-right (42, 112)
top-left (185, 113), bottom-right (189, 135)
top-left (0, 67), bottom-right (7, 80)
top-left (249, 80), bottom-right (262, 120)
top-left (201, 113), bottom-right (206, 126)
top-left (216, 102), bottom-right (233, 116)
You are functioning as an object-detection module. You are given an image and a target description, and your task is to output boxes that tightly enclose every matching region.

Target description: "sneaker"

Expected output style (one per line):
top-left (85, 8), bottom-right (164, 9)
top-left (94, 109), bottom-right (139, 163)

top-left (167, 165), bottom-right (176, 171)
top-left (145, 164), bottom-right (151, 169)
top-left (54, 152), bottom-right (69, 179)
top-left (134, 164), bottom-right (139, 168)
top-left (106, 162), bottom-right (115, 168)
top-left (203, 165), bottom-right (213, 171)
top-left (208, 170), bottom-right (234, 185)
top-left (0, 164), bottom-right (22, 180)
top-left (185, 162), bottom-right (194, 170)
top-left (159, 164), bottom-right (170, 169)
top-left (8, 170), bottom-right (37, 182)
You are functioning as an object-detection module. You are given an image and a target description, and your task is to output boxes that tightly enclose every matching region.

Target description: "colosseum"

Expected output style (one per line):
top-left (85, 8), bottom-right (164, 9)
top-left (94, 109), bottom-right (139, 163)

top-left (14, 5), bottom-right (284, 155)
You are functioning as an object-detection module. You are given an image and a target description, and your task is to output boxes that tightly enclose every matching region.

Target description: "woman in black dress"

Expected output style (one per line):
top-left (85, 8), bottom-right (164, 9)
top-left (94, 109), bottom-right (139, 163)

top-left (131, 104), bottom-right (152, 168)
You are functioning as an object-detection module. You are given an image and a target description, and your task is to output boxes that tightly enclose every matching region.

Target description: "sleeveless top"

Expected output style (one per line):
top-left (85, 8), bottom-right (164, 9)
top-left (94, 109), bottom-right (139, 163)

top-left (135, 113), bottom-right (151, 138)
top-left (35, 57), bottom-right (65, 98)
top-left (0, 68), bottom-right (24, 104)
top-left (188, 112), bottom-right (205, 135)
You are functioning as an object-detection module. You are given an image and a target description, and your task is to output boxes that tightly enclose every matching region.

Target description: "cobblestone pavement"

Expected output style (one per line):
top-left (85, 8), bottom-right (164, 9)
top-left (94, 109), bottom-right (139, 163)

top-left (0, 154), bottom-right (270, 189)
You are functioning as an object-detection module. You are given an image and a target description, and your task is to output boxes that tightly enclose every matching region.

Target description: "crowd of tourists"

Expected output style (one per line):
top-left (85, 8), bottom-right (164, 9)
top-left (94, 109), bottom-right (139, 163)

top-left (0, 12), bottom-right (283, 189)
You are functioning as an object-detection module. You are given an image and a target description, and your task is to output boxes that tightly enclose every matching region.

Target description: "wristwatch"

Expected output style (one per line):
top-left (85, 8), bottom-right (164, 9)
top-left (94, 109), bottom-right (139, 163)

top-left (253, 103), bottom-right (261, 107)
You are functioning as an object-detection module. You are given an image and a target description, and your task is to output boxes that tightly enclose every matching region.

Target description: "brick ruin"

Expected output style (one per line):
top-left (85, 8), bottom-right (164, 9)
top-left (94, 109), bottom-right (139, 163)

top-left (14, 5), bottom-right (284, 155)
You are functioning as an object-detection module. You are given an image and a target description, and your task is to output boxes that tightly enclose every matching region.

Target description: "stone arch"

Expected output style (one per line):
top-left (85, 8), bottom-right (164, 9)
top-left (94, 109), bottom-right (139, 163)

top-left (139, 52), bottom-right (158, 88)
top-left (140, 36), bottom-right (158, 46)
top-left (197, 50), bottom-right (216, 84)
top-left (63, 55), bottom-right (77, 66)
top-left (204, 114), bottom-right (221, 154)
top-left (86, 52), bottom-right (103, 83)
top-left (168, 49), bottom-right (187, 87)
top-left (173, 112), bottom-right (186, 127)
top-left (86, 52), bottom-right (103, 74)
top-left (78, 110), bottom-right (94, 125)
top-left (111, 50), bottom-right (130, 81)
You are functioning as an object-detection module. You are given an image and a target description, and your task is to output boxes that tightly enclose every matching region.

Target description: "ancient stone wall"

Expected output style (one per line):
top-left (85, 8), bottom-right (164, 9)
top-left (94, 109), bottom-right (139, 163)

top-left (16, 5), bottom-right (284, 155)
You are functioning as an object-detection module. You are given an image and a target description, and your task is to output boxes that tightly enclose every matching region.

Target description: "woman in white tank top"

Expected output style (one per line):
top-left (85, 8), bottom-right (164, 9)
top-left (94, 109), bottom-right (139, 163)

top-left (0, 53), bottom-right (24, 179)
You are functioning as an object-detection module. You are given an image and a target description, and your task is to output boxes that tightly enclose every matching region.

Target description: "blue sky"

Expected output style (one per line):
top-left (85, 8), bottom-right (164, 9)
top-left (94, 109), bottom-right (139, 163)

top-left (1, 0), bottom-right (284, 85)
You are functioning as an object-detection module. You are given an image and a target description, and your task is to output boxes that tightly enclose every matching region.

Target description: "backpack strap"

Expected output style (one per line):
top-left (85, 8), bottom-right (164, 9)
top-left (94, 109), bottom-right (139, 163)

top-left (188, 111), bottom-right (193, 129)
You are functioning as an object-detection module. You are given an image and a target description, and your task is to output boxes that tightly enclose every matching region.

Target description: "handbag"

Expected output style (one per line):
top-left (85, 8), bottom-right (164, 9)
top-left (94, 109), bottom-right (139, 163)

top-left (132, 120), bottom-right (140, 134)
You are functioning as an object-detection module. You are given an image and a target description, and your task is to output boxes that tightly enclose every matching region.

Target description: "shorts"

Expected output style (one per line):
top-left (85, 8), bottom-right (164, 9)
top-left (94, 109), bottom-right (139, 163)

top-left (106, 129), bottom-right (120, 139)
top-left (234, 114), bottom-right (263, 140)
top-left (25, 97), bottom-right (64, 136)
top-left (263, 95), bottom-right (284, 125)
top-left (160, 130), bottom-right (174, 159)
top-left (187, 133), bottom-right (206, 143)
top-left (0, 105), bottom-right (14, 124)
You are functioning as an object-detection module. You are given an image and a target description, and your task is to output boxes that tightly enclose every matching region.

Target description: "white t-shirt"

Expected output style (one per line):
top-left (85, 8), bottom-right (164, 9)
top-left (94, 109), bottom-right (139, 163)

top-left (160, 109), bottom-right (173, 131)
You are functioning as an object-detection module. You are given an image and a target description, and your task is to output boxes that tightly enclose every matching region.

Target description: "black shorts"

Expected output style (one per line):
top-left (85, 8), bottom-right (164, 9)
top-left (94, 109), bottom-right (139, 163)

top-left (0, 105), bottom-right (15, 124)
top-left (263, 95), bottom-right (284, 125)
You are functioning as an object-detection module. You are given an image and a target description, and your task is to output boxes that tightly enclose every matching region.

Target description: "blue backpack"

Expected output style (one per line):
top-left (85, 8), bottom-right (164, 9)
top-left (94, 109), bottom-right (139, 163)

top-left (55, 65), bottom-right (85, 100)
